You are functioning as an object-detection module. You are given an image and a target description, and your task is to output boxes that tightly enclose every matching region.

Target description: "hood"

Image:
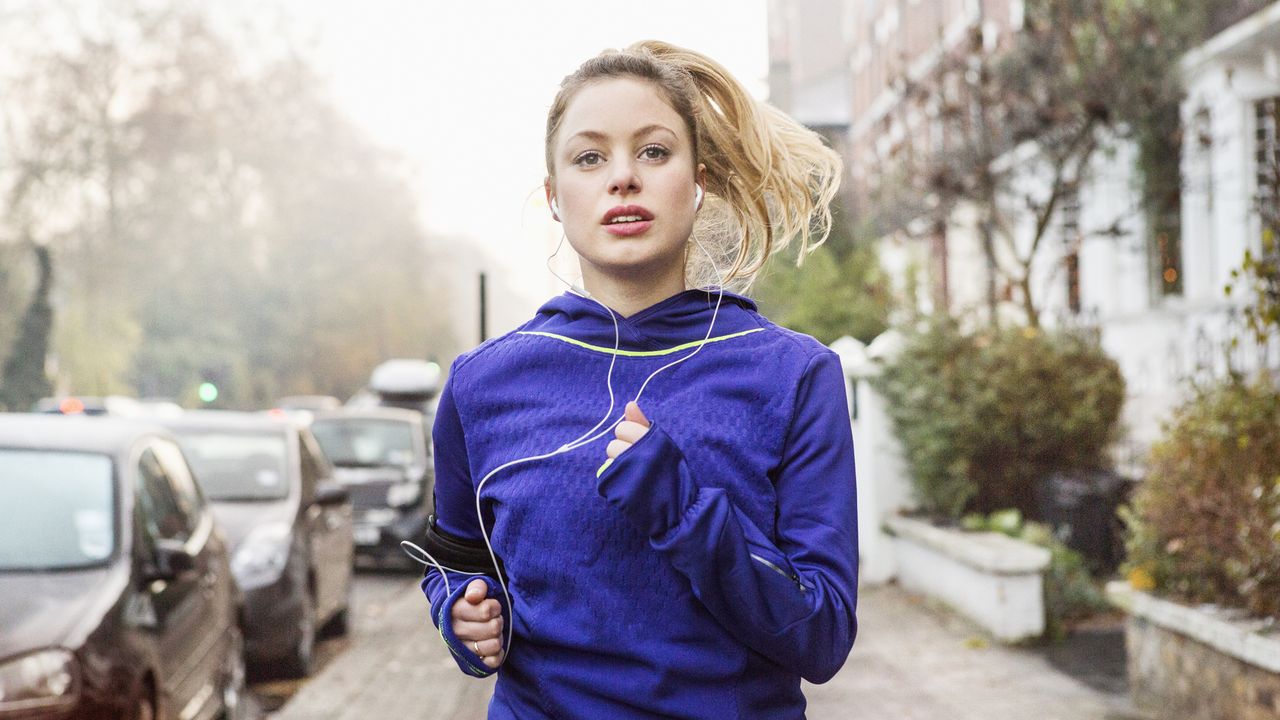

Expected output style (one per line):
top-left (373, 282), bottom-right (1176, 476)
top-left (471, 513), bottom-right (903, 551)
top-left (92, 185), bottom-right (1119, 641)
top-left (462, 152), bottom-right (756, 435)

top-left (0, 567), bottom-right (120, 659)
top-left (331, 465), bottom-right (411, 486)
top-left (525, 289), bottom-right (760, 353)
top-left (209, 500), bottom-right (296, 554)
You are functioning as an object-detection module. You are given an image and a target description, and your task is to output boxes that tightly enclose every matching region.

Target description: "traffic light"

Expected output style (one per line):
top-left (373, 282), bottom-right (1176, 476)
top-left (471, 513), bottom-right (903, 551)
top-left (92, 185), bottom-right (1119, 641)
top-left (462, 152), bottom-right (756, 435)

top-left (198, 382), bottom-right (218, 403)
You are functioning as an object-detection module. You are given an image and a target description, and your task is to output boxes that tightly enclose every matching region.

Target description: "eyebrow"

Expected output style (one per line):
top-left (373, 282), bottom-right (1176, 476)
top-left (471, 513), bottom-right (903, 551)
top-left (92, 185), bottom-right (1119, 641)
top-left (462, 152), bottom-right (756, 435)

top-left (566, 124), bottom-right (678, 144)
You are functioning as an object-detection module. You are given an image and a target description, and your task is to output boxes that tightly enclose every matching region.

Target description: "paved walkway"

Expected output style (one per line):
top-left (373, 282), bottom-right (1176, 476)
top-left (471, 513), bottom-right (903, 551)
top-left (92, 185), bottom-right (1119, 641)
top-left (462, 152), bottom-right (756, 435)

top-left (274, 581), bottom-right (1143, 720)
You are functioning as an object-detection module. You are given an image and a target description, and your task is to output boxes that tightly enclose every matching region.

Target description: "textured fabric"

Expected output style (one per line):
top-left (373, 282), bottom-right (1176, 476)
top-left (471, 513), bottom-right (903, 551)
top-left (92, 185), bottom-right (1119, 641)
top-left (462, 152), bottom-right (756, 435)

top-left (421, 288), bottom-right (859, 719)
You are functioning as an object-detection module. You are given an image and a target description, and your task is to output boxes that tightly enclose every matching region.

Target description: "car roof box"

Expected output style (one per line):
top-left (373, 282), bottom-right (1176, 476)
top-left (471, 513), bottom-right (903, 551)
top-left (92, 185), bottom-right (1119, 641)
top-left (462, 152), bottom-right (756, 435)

top-left (368, 359), bottom-right (441, 398)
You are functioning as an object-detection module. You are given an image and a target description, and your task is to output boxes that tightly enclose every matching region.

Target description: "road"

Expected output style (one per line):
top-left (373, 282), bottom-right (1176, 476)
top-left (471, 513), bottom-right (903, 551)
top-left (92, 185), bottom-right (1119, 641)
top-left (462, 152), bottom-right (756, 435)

top-left (251, 568), bottom-right (485, 717)
top-left (254, 571), bottom-right (1141, 720)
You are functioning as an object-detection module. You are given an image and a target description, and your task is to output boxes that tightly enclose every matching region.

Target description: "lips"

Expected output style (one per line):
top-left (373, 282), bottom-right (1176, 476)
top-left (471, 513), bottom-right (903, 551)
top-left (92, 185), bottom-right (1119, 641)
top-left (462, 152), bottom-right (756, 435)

top-left (601, 205), bottom-right (654, 237)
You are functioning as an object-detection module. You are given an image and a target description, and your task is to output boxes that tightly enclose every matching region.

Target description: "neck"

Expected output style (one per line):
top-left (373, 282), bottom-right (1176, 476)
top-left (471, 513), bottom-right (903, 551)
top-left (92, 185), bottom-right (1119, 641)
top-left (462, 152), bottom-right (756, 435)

top-left (579, 264), bottom-right (686, 318)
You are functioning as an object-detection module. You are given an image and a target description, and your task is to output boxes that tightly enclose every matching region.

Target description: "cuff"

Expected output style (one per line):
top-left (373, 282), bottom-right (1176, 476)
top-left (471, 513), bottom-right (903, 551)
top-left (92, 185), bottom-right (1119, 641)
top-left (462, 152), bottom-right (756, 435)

top-left (429, 576), bottom-right (507, 678)
top-left (595, 421), bottom-right (698, 539)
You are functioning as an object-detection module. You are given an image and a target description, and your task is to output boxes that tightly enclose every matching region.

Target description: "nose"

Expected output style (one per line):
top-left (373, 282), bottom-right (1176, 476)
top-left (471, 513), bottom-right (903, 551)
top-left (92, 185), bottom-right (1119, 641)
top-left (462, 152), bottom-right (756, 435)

top-left (607, 157), bottom-right (641, 196)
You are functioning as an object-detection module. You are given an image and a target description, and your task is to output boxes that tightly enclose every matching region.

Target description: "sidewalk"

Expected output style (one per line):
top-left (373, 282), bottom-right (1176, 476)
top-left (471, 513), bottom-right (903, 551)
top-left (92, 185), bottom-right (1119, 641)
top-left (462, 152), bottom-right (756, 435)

top-left (274, 581), bottom-right (1141, 720)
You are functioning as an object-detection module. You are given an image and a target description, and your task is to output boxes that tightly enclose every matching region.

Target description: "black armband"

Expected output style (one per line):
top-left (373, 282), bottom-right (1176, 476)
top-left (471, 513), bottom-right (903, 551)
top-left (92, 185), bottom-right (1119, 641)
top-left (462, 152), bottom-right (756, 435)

top-left (420, 515), bottom-right (507, 582)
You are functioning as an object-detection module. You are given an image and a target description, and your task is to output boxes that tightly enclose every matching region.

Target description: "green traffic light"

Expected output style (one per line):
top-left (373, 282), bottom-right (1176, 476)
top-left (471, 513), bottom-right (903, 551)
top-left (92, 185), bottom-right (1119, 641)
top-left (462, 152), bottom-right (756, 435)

top-left (198, 382), bottom-right (219, 403)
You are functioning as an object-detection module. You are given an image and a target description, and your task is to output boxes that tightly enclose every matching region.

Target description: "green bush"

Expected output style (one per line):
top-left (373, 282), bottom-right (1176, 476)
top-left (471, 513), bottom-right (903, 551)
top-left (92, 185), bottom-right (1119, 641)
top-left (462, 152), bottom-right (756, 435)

top-left (874, 319), bottom-right (1126, 521)
top-left (964, 509), bottom-right (1110, 640)
top-left (1122, 377), bottom-right (1280, 619)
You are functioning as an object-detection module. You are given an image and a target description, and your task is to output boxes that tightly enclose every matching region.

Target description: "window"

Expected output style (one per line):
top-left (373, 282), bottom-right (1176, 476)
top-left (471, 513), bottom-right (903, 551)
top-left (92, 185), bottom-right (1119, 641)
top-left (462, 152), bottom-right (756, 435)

top-left (1060, 184), bottom-right (1082, 314)
top-left (1257, 97), bottom-right (1280, 222)
top-left (137, 447), bottom-right (197, 542)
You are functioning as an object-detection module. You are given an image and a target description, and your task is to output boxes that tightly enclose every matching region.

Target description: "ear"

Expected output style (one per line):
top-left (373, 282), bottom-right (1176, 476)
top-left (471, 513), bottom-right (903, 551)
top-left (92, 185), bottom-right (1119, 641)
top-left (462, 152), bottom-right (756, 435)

top-left (544, 177), bottom-right (558, 221)
top-left (695, 163), bottom-right (707, 208)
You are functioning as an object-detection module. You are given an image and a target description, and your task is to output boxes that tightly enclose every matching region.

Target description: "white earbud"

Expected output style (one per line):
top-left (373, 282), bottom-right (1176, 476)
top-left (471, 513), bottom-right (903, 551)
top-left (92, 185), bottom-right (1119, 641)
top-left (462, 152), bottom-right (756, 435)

top-left (550, 197), bottom-right (560, 219)
top-left (694, 185), bottom-right (703, 211)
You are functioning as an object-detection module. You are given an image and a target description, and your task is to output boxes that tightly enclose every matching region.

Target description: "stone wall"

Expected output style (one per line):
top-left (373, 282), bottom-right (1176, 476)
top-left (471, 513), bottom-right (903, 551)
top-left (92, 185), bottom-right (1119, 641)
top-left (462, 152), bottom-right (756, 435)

top-left (1127, 617), bottom-right (1280, 719)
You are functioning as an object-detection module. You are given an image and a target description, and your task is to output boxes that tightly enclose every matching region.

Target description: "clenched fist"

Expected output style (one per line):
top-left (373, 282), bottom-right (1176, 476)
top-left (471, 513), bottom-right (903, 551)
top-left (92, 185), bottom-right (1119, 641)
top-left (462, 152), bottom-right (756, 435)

top-left (451, 578), bottom-right (505, 668)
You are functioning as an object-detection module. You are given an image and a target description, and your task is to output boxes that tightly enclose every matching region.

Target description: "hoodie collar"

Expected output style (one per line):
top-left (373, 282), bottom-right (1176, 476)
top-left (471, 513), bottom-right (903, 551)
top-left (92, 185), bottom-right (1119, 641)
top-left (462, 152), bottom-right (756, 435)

top-left (521, 289), bottom-right (761, 354)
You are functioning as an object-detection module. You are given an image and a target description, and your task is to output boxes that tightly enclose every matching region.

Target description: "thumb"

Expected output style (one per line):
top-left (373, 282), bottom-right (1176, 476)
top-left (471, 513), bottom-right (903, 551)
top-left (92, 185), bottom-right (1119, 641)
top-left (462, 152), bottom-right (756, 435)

top-left (464, 578), bottom-right (488, 604)
top-left (624, 401), bottom-right (650, 427)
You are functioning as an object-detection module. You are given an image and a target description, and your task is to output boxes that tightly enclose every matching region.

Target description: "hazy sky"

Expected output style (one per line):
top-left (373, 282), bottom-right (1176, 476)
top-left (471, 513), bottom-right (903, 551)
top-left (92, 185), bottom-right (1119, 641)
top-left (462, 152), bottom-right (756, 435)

top-left (281, 0), bottom-right (769, 331)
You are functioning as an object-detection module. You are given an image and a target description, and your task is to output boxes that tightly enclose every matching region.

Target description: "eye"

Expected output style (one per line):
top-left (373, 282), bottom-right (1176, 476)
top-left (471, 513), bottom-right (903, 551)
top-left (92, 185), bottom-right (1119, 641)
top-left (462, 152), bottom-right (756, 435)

top-left (572, 151), bottom-right (604, 167)
top-left (639, 144), bottom-right (670, 161)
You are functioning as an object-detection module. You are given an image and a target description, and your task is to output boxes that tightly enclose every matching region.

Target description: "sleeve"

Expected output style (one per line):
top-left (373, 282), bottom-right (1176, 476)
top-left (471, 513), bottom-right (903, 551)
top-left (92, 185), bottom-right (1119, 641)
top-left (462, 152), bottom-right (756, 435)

top-left (595, 351), bottom-right (859, 683)
top-left (419, 366), bottom-right (509, 678)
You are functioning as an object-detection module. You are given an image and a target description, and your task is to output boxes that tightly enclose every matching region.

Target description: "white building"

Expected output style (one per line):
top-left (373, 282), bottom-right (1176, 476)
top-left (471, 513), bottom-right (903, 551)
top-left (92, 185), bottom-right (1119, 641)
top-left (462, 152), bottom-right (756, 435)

top-left (769, 1), bottom-right (1280, 461)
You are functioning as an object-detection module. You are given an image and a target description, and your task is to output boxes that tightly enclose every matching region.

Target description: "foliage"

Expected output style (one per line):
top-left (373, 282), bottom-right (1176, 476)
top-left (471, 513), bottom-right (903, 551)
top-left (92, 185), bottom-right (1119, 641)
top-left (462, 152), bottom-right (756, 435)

top-left (0, 245), bottom-right (53, 411)
top-left (1226, 144), bottom-right (1280, 344)
top-left (963, 508), bottom-right (1111, 640)
top-left (874, 319), bottom-right (1125, 521)
top-left (1122, 378), bottom-right (1280, 619)
top-left (753, 192), bottom-right (892, 345)
top-left (0, 2), bottom-right (457, 407)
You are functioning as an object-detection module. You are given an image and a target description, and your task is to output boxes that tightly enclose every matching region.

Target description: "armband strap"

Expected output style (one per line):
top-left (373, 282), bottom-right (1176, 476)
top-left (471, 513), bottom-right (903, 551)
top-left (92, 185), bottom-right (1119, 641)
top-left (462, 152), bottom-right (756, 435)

top-left (421, 515), bottom-right (507, 582)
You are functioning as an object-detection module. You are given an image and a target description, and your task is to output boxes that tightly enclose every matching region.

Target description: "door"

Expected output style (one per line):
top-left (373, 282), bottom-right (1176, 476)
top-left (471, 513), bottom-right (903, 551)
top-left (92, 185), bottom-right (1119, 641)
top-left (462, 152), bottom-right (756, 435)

top-left (299, 430), bottom-right (352, 620)
top-left (135, 443), bottom-right (213, 717)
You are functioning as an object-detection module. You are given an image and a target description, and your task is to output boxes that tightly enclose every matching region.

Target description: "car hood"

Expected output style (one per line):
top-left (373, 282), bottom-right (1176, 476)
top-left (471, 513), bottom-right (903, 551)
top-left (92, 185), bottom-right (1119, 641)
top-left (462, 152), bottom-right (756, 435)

top-left (332, 465), bottom-right (410, 485)
top-left (0, 566), bottom-right (121, 660)
top-left (209, 500), bottom-right (296, 553)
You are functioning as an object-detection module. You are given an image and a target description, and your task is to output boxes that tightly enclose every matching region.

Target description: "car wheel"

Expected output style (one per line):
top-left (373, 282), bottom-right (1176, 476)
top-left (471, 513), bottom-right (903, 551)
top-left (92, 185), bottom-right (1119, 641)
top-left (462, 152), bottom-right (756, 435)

top-left (278, 591), bottom-right (316, 678)
top-left (219, 627), bottom-right (247, 720)
top-left (324, 577), bottom-right (353, 638)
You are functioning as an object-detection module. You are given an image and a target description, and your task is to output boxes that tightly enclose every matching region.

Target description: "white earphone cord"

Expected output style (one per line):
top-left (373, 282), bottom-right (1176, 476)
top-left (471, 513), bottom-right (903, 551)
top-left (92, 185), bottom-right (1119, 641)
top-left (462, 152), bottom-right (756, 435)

top-left (402, 224), bottom-right (727, 663)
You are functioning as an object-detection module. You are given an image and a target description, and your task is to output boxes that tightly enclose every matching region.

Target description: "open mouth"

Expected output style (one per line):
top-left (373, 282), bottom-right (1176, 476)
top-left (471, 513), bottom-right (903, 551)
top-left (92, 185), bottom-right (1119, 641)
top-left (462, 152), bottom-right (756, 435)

top-left (602, 206), bottom-right (654, 236)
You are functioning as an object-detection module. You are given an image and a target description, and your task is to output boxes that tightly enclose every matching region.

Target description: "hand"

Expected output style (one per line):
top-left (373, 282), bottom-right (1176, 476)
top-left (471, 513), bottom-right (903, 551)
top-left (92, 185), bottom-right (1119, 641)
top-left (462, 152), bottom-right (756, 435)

top-left (607, 402), bottom-right (651, 460)
top-left (450, 578), bottom-right (505, 668)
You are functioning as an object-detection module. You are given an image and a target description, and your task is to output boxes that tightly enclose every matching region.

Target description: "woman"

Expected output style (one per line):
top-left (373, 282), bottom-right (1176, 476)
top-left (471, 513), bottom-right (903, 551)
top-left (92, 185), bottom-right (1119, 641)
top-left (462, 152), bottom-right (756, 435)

top-left (416, 40), bottom-right (858, 719)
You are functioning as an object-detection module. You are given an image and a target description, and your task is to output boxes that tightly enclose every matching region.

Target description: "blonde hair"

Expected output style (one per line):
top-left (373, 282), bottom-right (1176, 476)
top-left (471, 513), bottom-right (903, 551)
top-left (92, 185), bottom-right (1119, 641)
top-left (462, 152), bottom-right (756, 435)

top-left (545, 40), bottom-right (842, 289)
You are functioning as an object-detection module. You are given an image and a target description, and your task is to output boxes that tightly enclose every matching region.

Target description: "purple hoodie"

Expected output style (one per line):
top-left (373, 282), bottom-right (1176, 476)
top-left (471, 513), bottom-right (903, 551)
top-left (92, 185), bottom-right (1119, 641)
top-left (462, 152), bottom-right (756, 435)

top-left (422, 289), bottom-right (858, 719)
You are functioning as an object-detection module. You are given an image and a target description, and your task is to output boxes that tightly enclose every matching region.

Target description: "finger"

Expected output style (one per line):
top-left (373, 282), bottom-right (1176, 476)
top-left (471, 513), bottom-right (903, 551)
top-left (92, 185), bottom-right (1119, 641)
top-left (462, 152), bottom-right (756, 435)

top-left (624, 401), bottom-right (650, 427)
top-left (474, 636), bottom-right (503, 657)
top-left (606, 439), bottom-right (631, 459)
top-left (482, 648), bottom-right (505, 669)
top-left (480, 598), bottom-right (502, 620)
top-left (464, 578), bottom-right (488, 604)
top-left (452, 596), bottom-right (495, 623)
top-left (452, 615), bottom-right (503, 642)
top-left (615, 420), bottom-right (649, 444)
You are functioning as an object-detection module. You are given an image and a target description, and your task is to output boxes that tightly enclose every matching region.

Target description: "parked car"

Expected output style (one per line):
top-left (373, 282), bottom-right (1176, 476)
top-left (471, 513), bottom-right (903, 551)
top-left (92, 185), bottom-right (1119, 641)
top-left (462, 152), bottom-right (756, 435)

top-left (310, 407), bottom-right (432, 569)
top-left (273, 395), bottom-right (342, 413)
top-left (0, 413), bottom-right (246, 720)
top-left (345, 359), bottom-right (441, 417)
top-left (157, 412), bottom-right (353, 678)
top-left (33, 395), bottom-right (184, 418)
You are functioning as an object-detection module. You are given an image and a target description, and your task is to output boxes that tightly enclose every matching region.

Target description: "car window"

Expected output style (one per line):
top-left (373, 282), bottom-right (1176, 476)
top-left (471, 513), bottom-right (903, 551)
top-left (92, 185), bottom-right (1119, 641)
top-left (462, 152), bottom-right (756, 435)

top-left (0, 449), bottom-right (115, 571)
top-left (311, 418), bottom-right (421, 468)
top-left (153, 439), bottom-right (205, 515)
top-left (136, 447), bottom-right (197, 542)
top-left (174, 430), bottom-right (290, 501)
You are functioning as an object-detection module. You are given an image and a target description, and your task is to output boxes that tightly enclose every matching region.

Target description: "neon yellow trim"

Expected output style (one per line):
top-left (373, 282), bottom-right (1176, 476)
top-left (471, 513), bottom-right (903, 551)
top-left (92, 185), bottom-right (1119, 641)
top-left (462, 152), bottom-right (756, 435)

top-left (517, 327), bottom-right (763, 356)
top-left (596, 457), bottom-right (614, 477)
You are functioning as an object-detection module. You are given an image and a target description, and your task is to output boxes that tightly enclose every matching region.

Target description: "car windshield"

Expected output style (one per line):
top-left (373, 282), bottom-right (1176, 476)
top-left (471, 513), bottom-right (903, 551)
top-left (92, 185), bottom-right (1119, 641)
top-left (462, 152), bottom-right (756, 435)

top-left (175, 431), bottom-right (290, 501)
top-left (311, 418), bottom-right (418, 468)
top-left (0, 449), bottom-right (115, 571)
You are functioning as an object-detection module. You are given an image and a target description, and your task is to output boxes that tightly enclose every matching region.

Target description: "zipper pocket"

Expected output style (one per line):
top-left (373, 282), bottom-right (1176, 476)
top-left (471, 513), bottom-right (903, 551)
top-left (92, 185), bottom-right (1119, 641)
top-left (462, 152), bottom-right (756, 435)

top-left (749, 552), bottom-right (809, 593)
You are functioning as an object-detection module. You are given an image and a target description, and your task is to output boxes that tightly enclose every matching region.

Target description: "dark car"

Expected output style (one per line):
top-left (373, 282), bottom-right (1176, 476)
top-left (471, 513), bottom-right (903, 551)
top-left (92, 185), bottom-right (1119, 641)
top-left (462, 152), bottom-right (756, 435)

top-left (0, 414), bottom-right (246, 720)
top-left (158, 412), bottom-right (353, 678)
top-left (310, 408), bottom-right (432, 568)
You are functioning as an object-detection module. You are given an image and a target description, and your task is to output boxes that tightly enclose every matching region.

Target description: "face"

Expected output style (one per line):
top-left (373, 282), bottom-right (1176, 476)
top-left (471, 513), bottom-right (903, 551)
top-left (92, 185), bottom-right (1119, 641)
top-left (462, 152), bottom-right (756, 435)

top-left (546, 77), bottom-right (704, 289)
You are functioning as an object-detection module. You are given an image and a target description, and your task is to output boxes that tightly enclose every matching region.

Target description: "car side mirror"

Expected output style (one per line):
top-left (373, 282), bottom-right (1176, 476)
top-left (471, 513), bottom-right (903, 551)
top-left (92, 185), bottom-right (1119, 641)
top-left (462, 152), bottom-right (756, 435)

top-left (149, 538), bottom-right (196, 580)
top-left (314, 482), bottom-right (349, 507)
